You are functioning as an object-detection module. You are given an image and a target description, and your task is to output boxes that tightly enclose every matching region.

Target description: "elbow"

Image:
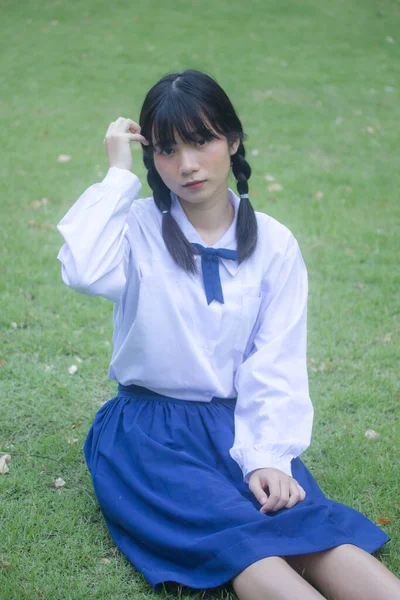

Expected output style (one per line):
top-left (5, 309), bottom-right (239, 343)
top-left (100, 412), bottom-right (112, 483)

top-left (60, 263), bottom-right (125, 302)
top-left (60, 263), bottom-right (96, 296)
top-left (57, 245), bottom-right (127, 302)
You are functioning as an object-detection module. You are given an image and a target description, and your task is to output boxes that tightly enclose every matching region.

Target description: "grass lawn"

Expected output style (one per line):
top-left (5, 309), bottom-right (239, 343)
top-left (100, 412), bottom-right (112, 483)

top-left (1, 0), bottom-right (399, 597)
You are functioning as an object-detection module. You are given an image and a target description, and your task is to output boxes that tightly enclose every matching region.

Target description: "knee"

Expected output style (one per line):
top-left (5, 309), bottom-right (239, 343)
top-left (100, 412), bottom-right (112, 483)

top-left (232, 556), bottom-right (286, 588)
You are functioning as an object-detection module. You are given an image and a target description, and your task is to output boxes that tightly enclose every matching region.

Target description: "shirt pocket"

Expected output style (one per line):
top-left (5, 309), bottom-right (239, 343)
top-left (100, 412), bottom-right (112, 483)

top-left (233, 293), bottom-right (263, 353)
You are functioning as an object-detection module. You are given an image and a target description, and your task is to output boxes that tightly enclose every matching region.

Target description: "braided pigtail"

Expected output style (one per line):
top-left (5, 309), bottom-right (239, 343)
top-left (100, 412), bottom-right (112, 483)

top-left (230, 142), bottom-right (258, 263)
top-left (143, 151), bottom-right (197, 274)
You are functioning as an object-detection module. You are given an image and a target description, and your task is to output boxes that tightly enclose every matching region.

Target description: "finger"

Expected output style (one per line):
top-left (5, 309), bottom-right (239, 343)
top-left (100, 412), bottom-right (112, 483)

top-left (259, 477), bottom-right (281, 513)
top-left (126, 119), bottom-right (141, 132)
top-left (299, 485), bottom-right (306, 501)
top-left (285, 481), bottom-right (302, 509)
top-left (261, 478), bottom-right (289, 513)
top-left (126, 132), bottom-right (149, 145)
top-left (116, 117), bottom-right (141, 134)
top-left (107, 118), bottom-right (138, 137)
top-left (272, 478), bottom-right (290, 512)
top-left (248, 477), bottom-right (269, 507)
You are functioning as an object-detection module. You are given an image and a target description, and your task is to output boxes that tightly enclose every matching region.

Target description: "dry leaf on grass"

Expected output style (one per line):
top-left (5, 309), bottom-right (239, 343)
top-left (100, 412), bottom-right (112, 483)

top-left (0, 561), bottom-right (11, 568)
top-left (31, 198), bottom-right (49, 209)
top-left (27, 220), bottom-right (55, 230)
top-left (376, 517), bottom-right (392, 525)
top-left (364, 429), bottom-right (380, 440)
top-left (57, 154), bottom-right (72, 163)
top-left (264, 174), bottom-right (275, 182)
top-left (0, 454), bottom-right (11, 474)
top-left (314, 191), bottom-right (324, 199)
top-left (386, 36), bottom-right (395, 44)
top-left (68, 364), bottom-right (78, 375)
top-left (100, 558), bottom-right (111, 564)
top-left (54, 477), bottom-right (65, 489)
top-left (267, 183), bottom-right (283, 192)
top-left (0, 359), bottom-right (6, 366)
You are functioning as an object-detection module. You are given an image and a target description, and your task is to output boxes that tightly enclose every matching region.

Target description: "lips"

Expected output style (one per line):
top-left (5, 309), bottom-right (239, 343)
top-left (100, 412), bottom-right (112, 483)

top-left (183, 180), bottom-right (206, 187)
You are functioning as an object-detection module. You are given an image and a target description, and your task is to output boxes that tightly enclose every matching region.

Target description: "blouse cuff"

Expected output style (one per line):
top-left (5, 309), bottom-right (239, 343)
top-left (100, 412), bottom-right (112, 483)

top-left (229, 447), bottom-right (294, 483)
top-left (102, 167), bottom-right (141, 197)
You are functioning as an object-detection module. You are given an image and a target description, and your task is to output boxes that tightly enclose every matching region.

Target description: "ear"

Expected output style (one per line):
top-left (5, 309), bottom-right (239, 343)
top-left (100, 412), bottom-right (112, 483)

top-left (228, 137), bottom-right (240, 156)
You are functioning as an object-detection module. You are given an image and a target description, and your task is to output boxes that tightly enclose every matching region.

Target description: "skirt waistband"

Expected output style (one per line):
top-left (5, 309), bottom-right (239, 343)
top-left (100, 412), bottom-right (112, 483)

top-left (117, 383), bottom-right (237, 403)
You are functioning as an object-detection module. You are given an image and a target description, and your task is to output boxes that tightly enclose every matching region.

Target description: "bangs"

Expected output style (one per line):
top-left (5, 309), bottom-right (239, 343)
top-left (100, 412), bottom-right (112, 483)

top-left (149, 93), bottom-right (227, 150)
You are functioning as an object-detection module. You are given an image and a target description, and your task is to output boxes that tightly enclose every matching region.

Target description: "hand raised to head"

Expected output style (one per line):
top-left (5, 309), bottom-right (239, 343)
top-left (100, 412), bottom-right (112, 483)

top-left (103, 117), bottom-right (149, 172)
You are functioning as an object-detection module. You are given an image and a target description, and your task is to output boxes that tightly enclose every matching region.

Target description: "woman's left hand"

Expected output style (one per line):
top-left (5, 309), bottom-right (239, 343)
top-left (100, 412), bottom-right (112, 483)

top-left (248, 467), bottom-right (306, 513)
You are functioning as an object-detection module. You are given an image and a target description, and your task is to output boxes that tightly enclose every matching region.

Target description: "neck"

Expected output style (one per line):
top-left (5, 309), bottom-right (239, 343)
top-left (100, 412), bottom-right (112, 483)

top-left (178, 185), bottom-right (234, 246)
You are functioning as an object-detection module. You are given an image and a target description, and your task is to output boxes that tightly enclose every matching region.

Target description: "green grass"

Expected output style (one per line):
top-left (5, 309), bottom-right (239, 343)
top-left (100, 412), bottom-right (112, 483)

top-left (1, 0), bottom-right (399, 597)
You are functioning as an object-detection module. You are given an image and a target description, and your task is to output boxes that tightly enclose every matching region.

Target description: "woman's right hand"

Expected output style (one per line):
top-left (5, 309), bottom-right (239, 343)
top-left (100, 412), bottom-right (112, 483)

top-left (104, 117), bottom-right (149, 172)
top-left (248, 467), bottom-right (306, 513)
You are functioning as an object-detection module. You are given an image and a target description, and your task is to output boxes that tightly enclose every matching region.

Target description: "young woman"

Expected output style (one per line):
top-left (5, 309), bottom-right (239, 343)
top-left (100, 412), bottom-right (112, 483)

top-left (57, 70), bottom-right (400, 600)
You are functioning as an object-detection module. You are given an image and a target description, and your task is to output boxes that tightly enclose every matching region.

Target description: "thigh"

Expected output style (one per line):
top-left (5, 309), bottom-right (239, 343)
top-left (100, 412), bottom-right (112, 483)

top-left (286, 544), bottom-right (400, 600)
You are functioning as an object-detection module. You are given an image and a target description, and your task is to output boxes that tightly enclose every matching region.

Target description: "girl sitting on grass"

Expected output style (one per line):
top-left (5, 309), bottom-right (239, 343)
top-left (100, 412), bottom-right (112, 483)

top-left (57, 69), bottom-right (400, 600)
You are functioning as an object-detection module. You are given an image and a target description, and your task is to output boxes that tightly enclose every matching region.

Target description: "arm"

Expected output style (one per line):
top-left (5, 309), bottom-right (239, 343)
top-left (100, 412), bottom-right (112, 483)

top-left (56, 167), bottom-right (141, 302)
top-left (229, 234), bottom-right (313, 483)
top-left (57, 116), bottom-right (149, 303)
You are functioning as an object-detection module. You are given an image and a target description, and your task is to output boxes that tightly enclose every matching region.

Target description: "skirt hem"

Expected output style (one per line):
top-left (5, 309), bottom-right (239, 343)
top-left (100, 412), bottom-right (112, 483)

top-left (143, 535), bottom-right (389, 590)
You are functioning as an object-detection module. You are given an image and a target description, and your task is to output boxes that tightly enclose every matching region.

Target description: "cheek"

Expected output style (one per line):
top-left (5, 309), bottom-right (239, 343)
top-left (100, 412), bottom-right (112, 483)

top-left (153, 159), bottom-right (181, 192)
top-left (154, 157), bottom-right (172, 180)
top-left (207, 147), bottom-right (231, 171)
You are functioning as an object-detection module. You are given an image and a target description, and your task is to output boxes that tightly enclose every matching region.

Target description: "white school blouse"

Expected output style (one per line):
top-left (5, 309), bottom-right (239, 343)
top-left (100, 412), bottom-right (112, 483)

top-left (57, 166), bottom-right (313, 483)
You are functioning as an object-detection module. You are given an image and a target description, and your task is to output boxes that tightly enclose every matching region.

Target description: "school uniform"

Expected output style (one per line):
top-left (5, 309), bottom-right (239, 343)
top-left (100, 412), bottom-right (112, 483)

top-left (57, 167), bottom-right (389, 590)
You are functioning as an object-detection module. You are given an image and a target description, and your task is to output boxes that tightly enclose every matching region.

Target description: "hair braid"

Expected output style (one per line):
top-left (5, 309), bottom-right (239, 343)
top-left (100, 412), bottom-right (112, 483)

top-left (231, 143), bottom-right (258, 262)
top-left (142, 151), bottom-right (197, 273)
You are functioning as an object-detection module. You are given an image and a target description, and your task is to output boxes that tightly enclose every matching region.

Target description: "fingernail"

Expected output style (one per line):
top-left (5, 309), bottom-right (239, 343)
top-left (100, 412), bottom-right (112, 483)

top-left (260, 496), bottom-right (267, 504)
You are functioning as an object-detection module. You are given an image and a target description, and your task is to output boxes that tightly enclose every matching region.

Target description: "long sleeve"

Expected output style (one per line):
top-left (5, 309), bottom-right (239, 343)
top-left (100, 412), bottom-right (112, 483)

top-left (57, 167), bottom-right (141, 302)
top-left (229, 234), bottom-right (313, 483)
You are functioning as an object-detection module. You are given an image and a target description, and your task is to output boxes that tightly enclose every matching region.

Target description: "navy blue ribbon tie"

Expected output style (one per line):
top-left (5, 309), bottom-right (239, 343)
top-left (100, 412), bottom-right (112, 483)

top-left (192, 243), bottom-right (238, 305)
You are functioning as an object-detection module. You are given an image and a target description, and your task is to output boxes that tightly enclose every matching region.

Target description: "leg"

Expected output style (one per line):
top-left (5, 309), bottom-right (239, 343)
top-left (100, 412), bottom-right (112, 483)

top-left (286, 544), bottom-right (400, 600)
top-left (231, 555), bottom-right (326, 600)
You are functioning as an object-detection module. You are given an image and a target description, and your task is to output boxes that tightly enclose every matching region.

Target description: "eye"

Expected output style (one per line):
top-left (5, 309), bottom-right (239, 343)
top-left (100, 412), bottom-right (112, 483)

top-left (195, 138), bottom-right (207, 146)
top-left (160, 147), bottom-right (175, 156)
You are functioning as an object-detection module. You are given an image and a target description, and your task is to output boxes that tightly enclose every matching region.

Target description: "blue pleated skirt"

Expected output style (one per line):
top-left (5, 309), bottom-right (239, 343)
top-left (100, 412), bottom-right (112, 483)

top-left (84, 384), bottom-right (389, 591)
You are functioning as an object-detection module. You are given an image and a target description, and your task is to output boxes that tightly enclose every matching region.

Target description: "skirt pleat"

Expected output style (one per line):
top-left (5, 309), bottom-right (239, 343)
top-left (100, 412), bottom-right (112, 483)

top-left (84, 384), bottom-right (390, 590)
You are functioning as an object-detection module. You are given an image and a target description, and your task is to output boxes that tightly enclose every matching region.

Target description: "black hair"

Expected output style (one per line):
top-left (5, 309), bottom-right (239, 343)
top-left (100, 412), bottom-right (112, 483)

top-left (139, 69), bottom-right (257, 274)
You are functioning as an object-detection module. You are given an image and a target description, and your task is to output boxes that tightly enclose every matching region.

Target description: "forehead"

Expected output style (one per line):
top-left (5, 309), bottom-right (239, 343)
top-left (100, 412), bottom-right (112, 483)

top-left (152, 128), bottom-right (203, 146)
top-left (150, 104), bottom-right (224, 149)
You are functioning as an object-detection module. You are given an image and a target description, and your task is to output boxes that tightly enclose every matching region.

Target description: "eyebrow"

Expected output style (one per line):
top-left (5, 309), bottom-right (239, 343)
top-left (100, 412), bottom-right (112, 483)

top-left (153, 137), bottom-right (177, 147)
top-left (153, 141), bottom-right (176, 152)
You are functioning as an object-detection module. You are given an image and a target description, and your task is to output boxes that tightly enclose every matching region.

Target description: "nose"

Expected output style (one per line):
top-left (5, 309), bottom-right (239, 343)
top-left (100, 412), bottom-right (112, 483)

top-left (178, 147), bottom-right (199, 177)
